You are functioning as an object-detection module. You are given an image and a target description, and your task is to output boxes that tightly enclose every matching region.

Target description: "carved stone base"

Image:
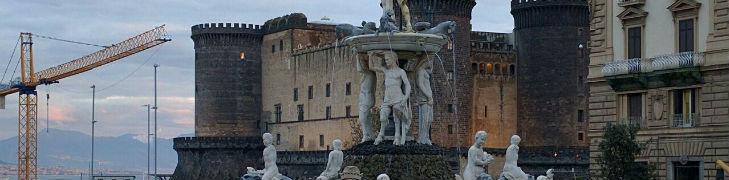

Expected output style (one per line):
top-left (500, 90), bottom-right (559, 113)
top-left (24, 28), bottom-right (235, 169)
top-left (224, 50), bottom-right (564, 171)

top-left (344, 141), bottom-right (456, 180)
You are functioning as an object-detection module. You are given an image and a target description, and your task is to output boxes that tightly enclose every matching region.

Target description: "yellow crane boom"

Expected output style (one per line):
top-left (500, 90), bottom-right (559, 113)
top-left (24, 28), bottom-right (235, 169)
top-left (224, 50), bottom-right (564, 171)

top-left (0, 25), bottom-right (169, 97)
top-left (5, 25), bottom-right (169, 180)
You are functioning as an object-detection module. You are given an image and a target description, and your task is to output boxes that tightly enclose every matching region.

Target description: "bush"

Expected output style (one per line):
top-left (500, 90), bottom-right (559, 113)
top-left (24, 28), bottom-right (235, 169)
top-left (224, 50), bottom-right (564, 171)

top-left (598, 123), bottom-right (655, 180)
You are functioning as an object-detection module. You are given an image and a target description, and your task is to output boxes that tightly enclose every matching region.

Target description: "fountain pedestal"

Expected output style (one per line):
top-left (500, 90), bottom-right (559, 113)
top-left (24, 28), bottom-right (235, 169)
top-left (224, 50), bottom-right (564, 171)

top-left (343, 141), bottom-right (456, 180)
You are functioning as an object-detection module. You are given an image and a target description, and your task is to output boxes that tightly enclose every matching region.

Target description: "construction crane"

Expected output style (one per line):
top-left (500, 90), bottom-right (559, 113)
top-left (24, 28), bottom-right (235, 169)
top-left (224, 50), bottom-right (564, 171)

top-left (1, 25), bottom-right (170, 180)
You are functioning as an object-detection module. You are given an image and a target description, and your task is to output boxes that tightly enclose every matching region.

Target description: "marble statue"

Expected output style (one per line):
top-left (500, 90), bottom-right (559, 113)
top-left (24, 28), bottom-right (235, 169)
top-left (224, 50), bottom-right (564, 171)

top-left (245, 133), bottom-right (291, 180)
top-left (378, 11), bottom-right (399, 36)
top-left (536, 169), bottom-right (554, 180)
top-left (369, 50), bottom-right (412, 146)
top-left (380, 0), bottom-right (413, 32)
top-left (357, 54), bottom-right (376, 142)
top-left (340, 166), bottom-right (363, 180)
top-left (317, 139), bottom-right (344, 180)
top-left (501, 135), bottom-right (528, 180)
top-left (463, 131), bottom-right (494, 180)
top-left (377, 174), bottom-right (390, 180)
top-left (336, 21), bottom-right (377, 37)
top-left (418, 21), bottom-right (457, 35)
top-left (415, 59), bottom-right (434, 145)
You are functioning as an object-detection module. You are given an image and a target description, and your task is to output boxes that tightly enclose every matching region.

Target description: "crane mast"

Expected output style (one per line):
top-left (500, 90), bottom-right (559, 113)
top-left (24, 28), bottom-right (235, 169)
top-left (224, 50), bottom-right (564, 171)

top-left (6, 26), bottom-right (170, 180)
top-left (17, 32), bottom-right (38, 180)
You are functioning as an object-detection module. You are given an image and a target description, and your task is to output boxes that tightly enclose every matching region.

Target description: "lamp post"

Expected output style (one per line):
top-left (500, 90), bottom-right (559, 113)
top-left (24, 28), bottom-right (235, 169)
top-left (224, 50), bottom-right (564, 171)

top-left (143, 104), bottom-right (151, 180)
top-left (153, 64), bottom-right (159, 177)
top-left (90, 85), bottom-right (97, 179)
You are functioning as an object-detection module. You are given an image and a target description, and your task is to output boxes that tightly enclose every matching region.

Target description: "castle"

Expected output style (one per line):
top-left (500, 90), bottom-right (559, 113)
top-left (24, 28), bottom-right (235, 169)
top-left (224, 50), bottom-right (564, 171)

top-left (174, 0), bottom-right (592, 179)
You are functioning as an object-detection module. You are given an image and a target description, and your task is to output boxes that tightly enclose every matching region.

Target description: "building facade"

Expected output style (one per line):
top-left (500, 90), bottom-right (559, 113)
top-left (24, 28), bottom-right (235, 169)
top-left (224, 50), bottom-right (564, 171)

top-left (588, 0), bottom-right (729, 179)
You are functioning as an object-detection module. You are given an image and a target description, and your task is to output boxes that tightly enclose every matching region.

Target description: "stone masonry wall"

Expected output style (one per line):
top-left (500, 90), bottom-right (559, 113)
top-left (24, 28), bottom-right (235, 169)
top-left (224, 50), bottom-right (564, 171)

top-left (511, 0), bottom-right (591, 147)
top-left (192, 23), bottom-right (263, 137)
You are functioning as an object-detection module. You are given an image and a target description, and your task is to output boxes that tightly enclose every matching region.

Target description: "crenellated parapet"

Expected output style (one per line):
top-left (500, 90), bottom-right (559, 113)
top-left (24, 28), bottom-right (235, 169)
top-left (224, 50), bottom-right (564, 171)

top-left (263, 13), bottom-right (308, 34)
top-left (190, 23), bottom-right (264, 48)
top-left (191, 23), bottom-right (263, 36)
top-left (511, 0), bottom-right (589, 29)
top-left (470, 32), bottom-right (515, 53)
top-left (408, 0), bottom-right (476, 18)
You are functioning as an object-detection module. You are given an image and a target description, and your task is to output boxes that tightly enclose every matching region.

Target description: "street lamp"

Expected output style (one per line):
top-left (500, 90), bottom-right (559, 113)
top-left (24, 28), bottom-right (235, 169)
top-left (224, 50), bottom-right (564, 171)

top-left (143, 104), bottom-right (151, 180)
top-left (153, 64), bottom-right (159, 177)
top-left (90, 85), bottom-right (97, 178)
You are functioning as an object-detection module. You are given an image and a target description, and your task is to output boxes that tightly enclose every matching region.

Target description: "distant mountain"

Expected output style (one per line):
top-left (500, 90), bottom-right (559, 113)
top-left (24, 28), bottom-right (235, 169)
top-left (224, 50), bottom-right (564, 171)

top-left (0, 129), bottom-right (177, 172)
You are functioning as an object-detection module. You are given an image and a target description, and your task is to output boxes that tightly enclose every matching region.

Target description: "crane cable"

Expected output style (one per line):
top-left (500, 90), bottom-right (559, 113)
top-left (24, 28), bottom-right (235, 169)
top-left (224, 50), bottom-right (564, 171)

top-left (54, 47), bottom-right (161, 94)
top-left (32, 34), bottom-right (109, 48)
top-left (2, 40), bottom-right (19, 84)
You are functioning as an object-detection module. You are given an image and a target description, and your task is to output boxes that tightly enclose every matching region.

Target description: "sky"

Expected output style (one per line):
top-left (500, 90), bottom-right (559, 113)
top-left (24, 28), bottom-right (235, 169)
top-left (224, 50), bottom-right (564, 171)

top-left (0, 0), bottom-right (514, 140)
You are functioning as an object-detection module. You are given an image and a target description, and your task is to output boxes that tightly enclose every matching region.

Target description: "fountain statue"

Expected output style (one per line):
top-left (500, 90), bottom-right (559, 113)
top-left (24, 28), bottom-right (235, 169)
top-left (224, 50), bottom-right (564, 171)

top-left (317, 139), bottom-right (344, 180)
top-left (500, 135), bottom-right (528, 180)
top-left (463, 131), bottom-right (494, 180)
top-left (415, 58), bottom-right (434, 145)
top-left (377, 174), bottom-right (391, 180)
top-left (243, 133), bottom-right (291, 180)
top-left (337, 0), bottom-right (456, 178)
top-left (369, 50), bottom-right (412, 146)
top-left (380, 0), bottom-right (412, 32)
top-left (356, 54), bottom-right (377, 143)
top-left (536, 169), bottom-right (554, 180)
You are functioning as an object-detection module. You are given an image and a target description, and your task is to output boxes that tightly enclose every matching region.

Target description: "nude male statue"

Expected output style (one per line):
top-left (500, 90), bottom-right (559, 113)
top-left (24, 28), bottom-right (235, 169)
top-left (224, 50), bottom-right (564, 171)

top-left (369, 50), bottom-right (412, 146)
top-left (381, 0), bottom-right (413, 32)
top-left (357, 53), bottom-right (377, 142)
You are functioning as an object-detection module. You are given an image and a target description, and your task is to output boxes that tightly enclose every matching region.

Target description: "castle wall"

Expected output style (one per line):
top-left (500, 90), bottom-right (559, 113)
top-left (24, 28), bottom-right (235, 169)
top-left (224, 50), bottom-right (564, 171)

top-left (511, 0), bottom-right (591, 147)
top-left (261, 26), bottom-right (360, 151)
top-left (467, 32), bottom-right (518, 148)
top-left (192, 23), bottom-right (263, 137)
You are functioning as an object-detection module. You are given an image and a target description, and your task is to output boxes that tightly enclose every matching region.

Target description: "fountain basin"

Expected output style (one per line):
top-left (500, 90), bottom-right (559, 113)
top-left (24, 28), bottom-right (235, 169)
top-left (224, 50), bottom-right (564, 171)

top-left (344, 33), bottom-right (448, 53)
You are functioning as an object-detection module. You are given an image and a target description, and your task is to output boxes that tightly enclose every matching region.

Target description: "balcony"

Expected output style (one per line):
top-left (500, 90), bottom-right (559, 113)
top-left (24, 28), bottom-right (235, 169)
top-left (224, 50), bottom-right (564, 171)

top-left (601, 52), bottom-right (705, 91)
top-left (672, 113), bottom-right (698, 128)
top-left (618, 0), bottom-right (645, 7)
top-left (619, 116), bottom-right (645, 129)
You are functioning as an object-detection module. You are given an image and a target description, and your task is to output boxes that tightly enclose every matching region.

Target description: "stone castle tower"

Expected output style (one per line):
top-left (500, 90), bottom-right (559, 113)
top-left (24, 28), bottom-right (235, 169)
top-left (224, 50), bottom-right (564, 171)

top-left (511, 0), bottom-right (590, 147)
top-left (192, 23), bottom-right (263, 137)
top-left (396, 0), bottom-right (477, 148)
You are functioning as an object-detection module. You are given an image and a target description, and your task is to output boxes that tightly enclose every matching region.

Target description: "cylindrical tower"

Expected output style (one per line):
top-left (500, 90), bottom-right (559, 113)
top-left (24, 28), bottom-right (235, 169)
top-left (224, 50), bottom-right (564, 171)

top-left (192, 23), bottom-right (263, 137)
top-left (395, 0), bottom-right (476, 148)
top-left (511, 0), bottom-right (590, 147)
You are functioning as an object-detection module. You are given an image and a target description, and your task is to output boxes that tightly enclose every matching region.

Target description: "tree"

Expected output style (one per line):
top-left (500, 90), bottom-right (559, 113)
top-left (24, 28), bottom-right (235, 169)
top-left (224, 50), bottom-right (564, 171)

top-left (598, 123), bottom-right (655, 180)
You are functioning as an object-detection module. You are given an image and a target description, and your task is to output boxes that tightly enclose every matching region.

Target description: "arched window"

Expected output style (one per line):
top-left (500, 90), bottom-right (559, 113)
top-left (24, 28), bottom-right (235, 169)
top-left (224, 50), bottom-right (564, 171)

top-left (486, 63), bottom-right (494, 74)
top-left (509, 64), bottom-right (516, 76)
top-left (494, 64), bottom-right (501, 75)
top-left (479, 63), bottom-right (486, 75)
top-left (471, 63), bottom-right (478, 72)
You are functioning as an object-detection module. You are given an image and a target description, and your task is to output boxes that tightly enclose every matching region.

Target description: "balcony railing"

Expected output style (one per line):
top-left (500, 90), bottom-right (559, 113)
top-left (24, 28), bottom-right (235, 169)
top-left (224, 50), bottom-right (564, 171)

top-left (619, 116), bottom-right (644, 128)
top-left (618, 0), bottom-right (645, 7)
top-left (672, 113), bottom-right (698, 128)
top-left (602, 52), bottom-right (705, 77)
